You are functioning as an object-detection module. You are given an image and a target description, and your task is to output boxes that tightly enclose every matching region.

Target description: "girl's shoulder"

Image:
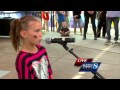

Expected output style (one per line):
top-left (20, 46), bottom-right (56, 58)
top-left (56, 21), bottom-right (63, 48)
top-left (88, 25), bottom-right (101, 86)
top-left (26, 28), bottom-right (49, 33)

top-left (36, 44), bottom-right (43, 48)
top-left (18, 44), bottom-right (46, 55)
top-left (36, 44), bottom-right (47, 52)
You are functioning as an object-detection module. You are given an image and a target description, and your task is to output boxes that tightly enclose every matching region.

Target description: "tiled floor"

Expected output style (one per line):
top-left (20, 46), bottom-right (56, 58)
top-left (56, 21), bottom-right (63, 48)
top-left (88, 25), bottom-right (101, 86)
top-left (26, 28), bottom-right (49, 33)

top-left (0, 70), bottom-right (10, 78)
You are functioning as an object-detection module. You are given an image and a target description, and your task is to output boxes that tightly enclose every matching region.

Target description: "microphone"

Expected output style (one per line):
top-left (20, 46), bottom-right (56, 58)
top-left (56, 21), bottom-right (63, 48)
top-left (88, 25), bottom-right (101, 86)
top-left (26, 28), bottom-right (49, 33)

top-left (45, 38), bottom-right (75, 44)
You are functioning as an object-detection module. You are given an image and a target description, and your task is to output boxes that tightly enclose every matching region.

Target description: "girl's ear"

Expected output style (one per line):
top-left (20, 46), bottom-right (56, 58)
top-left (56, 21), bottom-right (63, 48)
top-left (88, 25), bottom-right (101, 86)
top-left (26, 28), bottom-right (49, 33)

top-left (20, 30), bottom-right (27, 38)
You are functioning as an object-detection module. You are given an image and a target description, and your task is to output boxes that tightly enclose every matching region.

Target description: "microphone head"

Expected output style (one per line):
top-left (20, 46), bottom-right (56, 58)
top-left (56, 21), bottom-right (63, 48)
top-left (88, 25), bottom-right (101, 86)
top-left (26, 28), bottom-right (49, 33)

top-left (45, 37), bottom-right (75, 44)
top-left (45, 38), bottom-right (51, 44)
top-left (45, 38), bottom-right (63, 44)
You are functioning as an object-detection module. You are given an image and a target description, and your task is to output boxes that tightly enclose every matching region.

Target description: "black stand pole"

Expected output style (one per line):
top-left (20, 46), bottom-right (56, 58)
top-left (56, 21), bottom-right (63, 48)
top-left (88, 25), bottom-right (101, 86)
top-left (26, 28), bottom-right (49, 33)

top-left (53, 11), bottom-right (54, 32)
top-left (51, 11), bottom-right (53, 32)
top-left (59, 42), bottom-right (105, 79)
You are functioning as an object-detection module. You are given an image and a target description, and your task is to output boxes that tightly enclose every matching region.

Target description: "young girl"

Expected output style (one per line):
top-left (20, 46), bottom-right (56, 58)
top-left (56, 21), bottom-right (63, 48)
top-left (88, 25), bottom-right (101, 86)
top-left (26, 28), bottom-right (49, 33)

top-left (10, 15), bottom-right (52, 79)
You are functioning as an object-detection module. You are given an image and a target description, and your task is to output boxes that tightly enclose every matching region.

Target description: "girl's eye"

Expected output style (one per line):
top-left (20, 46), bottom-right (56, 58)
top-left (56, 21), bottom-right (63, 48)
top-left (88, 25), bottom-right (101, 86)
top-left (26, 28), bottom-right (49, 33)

top-left (35, 29), bottom-right (41, 32)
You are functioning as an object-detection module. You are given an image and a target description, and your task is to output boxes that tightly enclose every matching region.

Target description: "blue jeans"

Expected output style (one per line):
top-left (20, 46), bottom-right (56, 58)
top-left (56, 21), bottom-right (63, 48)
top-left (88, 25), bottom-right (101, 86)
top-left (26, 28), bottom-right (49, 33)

top-left (57, 22), bottom-right (62, 32)
top-left (106, 17), bottom-right (119, 41)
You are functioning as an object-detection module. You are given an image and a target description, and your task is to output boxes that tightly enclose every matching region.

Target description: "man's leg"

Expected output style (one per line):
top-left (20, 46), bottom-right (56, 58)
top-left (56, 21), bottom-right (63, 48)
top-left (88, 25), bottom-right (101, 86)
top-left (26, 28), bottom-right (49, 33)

top-left (102, 20), bottom-right (106, 38)
top-left (91, 13), bottom-right (97, 40)
top-left (105, 17), bottom-right (112, 43)
top-left (97, 18), bottom-right (102, 38)
top-left (74, 19), bottom-right (77, 34)
top-left (57, 22), bottom-right (62, 33)
top-left (113, 17), bottom-right (119, 42)
top-left (78, 19), bottom-right (82, 36)
top-left (83, 12), bottom-right (89, 40)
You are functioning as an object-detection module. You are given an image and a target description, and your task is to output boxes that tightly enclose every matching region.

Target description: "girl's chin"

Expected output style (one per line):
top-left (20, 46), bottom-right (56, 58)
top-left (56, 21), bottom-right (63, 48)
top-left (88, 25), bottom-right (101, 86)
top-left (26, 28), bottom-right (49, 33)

top-left (33, 39), bottom-right (41, 45)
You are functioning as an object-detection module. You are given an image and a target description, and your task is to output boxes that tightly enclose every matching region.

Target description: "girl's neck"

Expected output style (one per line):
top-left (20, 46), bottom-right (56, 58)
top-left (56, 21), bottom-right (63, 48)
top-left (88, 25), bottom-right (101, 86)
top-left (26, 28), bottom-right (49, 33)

top-left (21, 43), bottom-right (38, 54)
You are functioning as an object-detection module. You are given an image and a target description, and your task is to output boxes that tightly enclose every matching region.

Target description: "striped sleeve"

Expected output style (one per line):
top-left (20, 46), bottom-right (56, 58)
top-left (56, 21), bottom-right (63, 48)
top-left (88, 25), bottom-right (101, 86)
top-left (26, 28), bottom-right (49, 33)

top-left (16, 52), bottom-right (32, 79)
top-left (38, 45), bottom-right (53, 79)
top-left (45, 50), bottom-right (53, 79)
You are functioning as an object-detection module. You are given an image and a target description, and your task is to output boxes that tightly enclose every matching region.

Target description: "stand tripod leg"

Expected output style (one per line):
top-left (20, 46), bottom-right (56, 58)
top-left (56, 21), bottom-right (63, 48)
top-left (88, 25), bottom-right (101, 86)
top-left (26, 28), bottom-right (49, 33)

top-left (92, 72), bottom-right (105, 79)
top-left (61, 43), bottom-right (105, 79)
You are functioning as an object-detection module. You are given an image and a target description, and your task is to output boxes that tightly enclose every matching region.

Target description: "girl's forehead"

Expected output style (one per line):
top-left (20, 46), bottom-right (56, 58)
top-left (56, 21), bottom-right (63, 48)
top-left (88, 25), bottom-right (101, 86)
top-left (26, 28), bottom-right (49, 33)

top-left (28, 21), bottom-right (41, 25)
top-left (27, 21), bottom-right (42, 27)
top-left (27, 21), bottom-right (42, 29)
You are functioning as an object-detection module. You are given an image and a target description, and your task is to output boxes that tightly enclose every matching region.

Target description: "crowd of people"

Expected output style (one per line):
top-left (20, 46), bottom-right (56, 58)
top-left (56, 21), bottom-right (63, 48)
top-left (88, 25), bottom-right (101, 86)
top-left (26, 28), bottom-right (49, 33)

top-left (39, 11), bottom-right (120, 44)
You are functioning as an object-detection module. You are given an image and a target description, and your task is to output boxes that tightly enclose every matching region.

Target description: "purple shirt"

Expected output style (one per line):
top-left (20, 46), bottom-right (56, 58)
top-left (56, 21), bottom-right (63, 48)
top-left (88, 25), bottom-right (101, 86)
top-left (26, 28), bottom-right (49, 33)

top-left (106, 11), bottom-right (120, 17)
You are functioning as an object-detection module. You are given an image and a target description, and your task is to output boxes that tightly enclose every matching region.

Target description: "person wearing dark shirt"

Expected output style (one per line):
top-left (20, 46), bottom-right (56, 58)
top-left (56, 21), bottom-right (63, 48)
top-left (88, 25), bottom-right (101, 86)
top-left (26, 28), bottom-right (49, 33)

top-left (97, 11), bottom-right (107, 38)
top-left (73, 11), bottom-right (82, 35)
top-left (83, 11), bottom-right (97, 40)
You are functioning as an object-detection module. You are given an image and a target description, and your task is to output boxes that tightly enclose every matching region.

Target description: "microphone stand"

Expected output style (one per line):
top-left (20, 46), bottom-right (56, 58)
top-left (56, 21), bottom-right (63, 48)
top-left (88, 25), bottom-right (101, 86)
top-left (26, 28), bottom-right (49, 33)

top-left (58, 41), bottom-right (105, 79)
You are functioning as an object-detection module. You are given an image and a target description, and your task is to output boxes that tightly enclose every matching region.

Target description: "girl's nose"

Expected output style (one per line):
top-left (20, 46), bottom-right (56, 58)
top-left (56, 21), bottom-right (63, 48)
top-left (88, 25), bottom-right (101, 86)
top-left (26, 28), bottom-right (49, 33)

top-left (38, 32), bottom-right (42, 38)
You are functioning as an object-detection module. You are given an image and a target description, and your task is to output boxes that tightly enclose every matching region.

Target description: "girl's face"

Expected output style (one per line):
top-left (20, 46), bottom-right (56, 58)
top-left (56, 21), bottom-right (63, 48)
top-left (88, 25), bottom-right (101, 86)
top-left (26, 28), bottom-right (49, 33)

top-left (25, 21), bottom-right (43, 45)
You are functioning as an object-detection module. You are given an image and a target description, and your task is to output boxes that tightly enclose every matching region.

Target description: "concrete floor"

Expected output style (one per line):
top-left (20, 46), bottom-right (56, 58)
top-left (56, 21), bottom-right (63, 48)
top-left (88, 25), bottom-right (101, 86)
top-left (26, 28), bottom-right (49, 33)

top-left (0, 27), bottom-right (120, 79)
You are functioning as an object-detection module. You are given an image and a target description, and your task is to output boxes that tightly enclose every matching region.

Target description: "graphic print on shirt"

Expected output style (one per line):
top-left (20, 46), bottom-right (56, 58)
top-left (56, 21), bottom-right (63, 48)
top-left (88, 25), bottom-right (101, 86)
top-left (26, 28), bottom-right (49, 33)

top-left (32, 55), bottom-right (49, 79)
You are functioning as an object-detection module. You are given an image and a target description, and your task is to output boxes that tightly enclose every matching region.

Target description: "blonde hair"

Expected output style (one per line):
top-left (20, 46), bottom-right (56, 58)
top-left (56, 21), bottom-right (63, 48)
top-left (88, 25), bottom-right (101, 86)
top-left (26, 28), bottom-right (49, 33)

top-left (10, 15), bottom-right (40, 51)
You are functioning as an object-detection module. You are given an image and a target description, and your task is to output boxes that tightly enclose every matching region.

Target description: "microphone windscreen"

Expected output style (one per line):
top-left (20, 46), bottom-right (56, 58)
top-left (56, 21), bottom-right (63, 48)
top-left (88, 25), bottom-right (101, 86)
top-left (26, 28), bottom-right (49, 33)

top-left (45, 38), bottom-right (51, 44)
